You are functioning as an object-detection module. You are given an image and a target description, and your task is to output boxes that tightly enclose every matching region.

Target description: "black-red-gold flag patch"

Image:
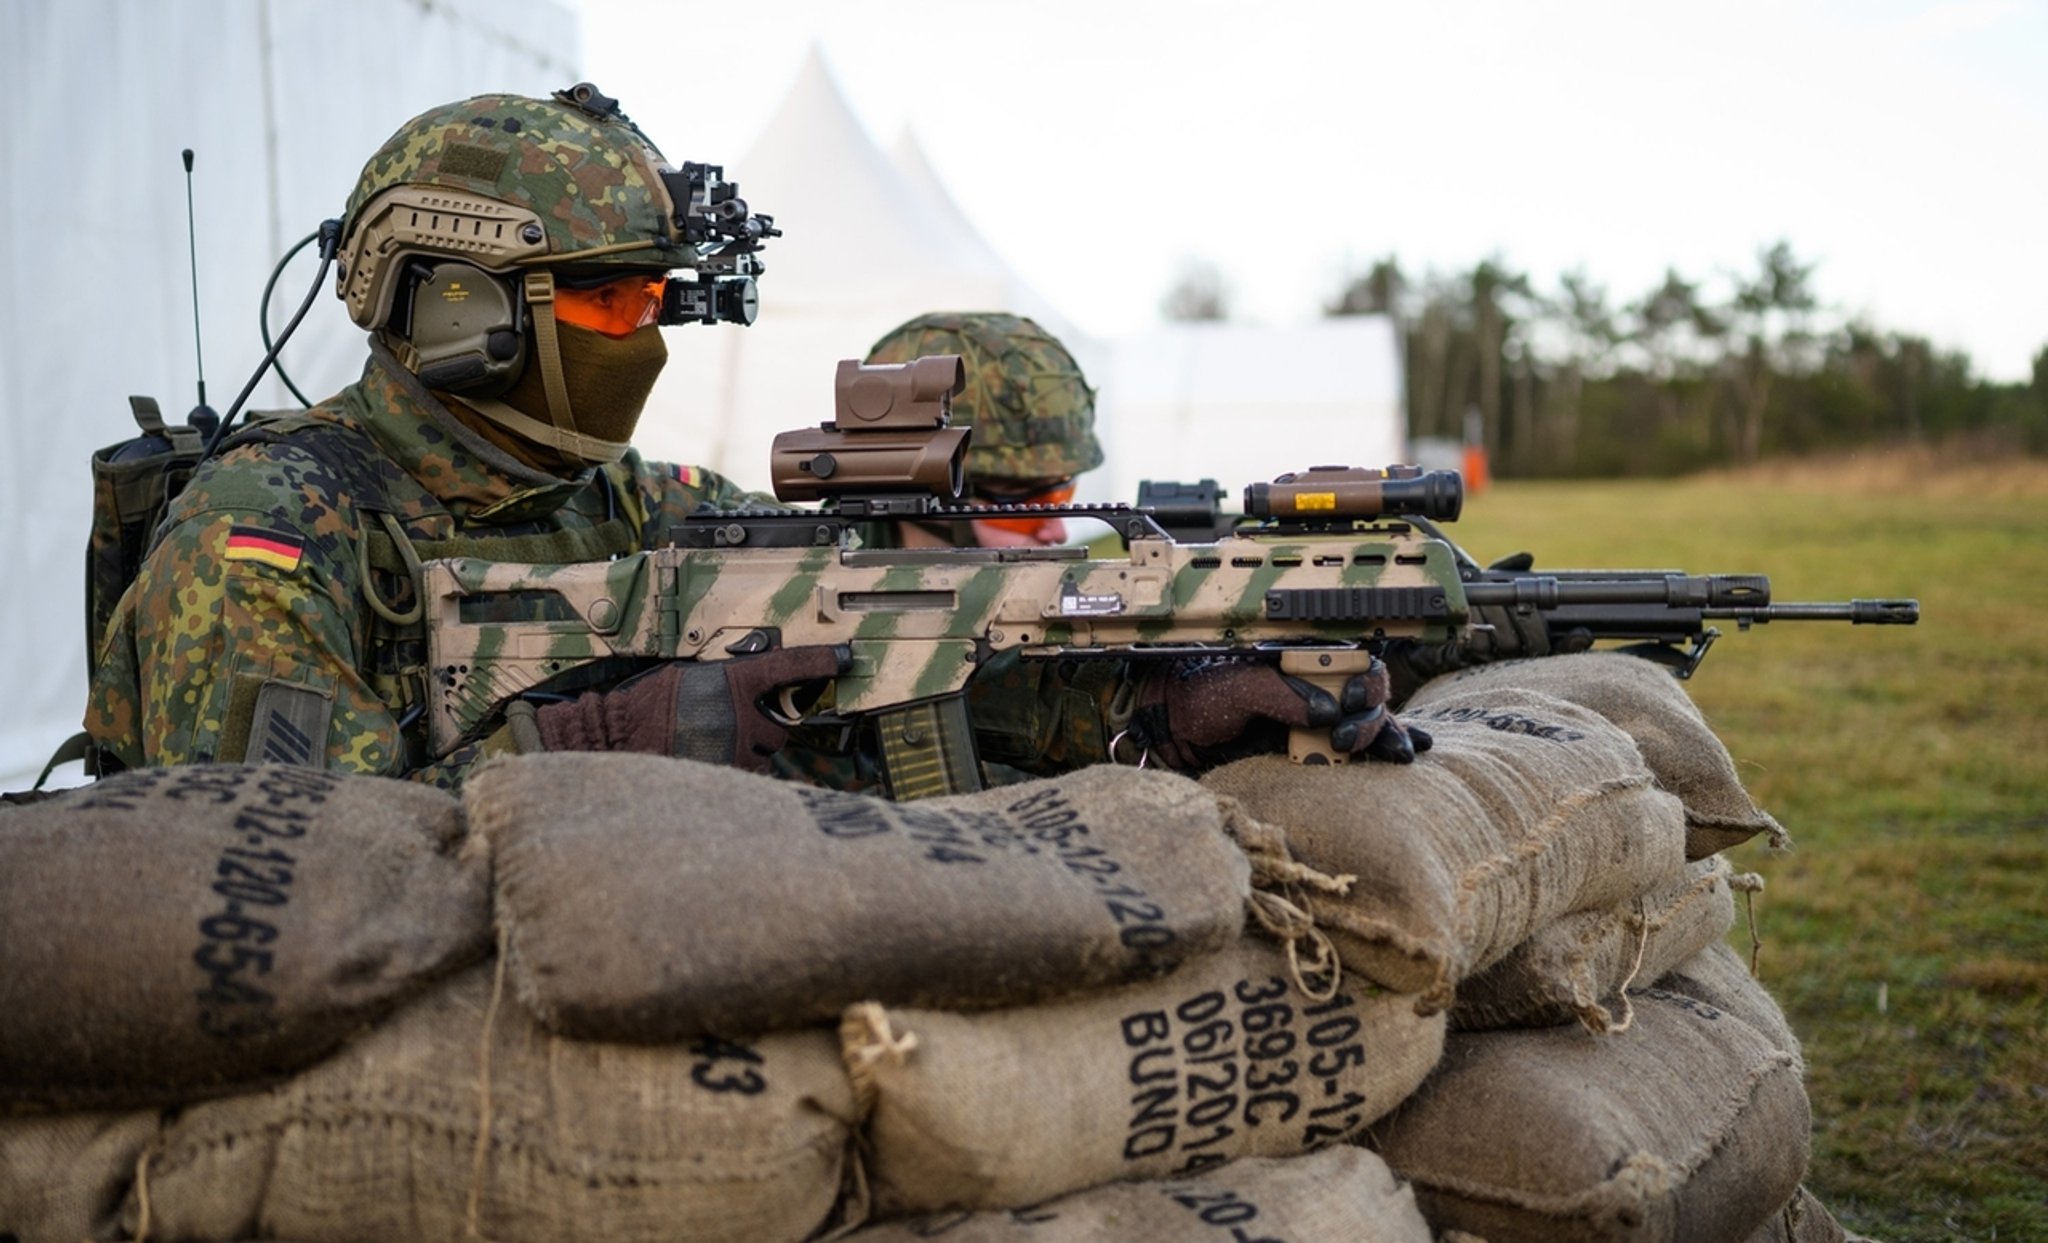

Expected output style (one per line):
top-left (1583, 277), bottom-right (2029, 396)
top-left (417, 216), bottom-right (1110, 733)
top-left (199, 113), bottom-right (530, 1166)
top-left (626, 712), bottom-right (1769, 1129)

top-left (224, 525), bottom-right (305, 573)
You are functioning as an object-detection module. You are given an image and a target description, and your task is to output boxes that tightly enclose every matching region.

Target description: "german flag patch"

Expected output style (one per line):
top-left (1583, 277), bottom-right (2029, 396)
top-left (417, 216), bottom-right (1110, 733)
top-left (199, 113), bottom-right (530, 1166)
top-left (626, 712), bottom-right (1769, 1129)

top-left (673, 464), bottom-right (703, 489)
top-left (223, 525), bottom-right (306, 573)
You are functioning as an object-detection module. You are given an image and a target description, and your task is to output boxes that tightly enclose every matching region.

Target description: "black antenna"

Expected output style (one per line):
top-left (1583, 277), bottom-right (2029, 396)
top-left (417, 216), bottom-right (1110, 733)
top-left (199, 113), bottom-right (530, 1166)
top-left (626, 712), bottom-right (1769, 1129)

top-left (180, 150), bottom-right (219, 437)
top-left (182, 150), bottom-right (207, 412)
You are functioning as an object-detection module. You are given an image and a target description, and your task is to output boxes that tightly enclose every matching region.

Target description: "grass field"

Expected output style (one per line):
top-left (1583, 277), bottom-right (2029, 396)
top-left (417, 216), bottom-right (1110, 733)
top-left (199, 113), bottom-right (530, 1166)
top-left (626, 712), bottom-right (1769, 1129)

top-left (1447, 448), bottom-right (2048, 1241)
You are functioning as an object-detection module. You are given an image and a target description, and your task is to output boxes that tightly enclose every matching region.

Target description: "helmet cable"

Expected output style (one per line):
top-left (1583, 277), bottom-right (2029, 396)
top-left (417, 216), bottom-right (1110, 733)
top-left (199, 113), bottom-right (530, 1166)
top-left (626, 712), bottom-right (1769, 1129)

top-left (258, 228), bottom-right (330, 408)
top-left (202, 217), bottom-right (342, 458)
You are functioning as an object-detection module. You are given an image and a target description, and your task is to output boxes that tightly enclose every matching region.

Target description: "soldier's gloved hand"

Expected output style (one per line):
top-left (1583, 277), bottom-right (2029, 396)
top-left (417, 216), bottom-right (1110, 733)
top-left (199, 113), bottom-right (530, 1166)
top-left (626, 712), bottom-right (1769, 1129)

top-left (1123, 656), bottom-right (1430, 773)
top-left (532, 646), bottom-right (850, 772)
top-left (1382, 550), bottom-right (1595, 703)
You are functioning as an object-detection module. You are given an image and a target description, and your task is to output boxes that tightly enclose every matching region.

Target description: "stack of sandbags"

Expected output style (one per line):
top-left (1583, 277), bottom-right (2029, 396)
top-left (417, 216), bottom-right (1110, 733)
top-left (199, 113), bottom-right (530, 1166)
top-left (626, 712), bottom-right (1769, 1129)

top-left (2, 650), bottom-right (1867, 1243)
top-left (3, 756), bottom-right (1324, 1243)
top-left (0, 763), bottom-right (489, 1243)
top-left (452, 755), bottom-right (1440, 1229)
top-left (1206, 658), bottom-right (1844, 1243)
top-left (1203, 684), bottom-right (1692, 1013)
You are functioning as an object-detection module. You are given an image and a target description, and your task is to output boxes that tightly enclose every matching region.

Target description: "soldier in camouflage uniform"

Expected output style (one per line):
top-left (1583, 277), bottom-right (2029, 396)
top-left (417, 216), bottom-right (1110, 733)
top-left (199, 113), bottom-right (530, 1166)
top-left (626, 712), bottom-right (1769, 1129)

top-left (88, 88), bottom-right (1420, 789)
top-left (774, 312), bottom-right (1111, 790)
top-left (85, 85), bottom-right (837, 786)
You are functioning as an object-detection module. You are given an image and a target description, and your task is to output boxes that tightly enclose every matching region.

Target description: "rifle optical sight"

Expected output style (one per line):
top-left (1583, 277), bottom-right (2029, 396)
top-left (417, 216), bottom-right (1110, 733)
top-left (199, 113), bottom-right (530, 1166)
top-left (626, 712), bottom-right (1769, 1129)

top-left (1245, 466), bottom-right (1464, 524)
top-left (770, 355), bottom-right (971, 503)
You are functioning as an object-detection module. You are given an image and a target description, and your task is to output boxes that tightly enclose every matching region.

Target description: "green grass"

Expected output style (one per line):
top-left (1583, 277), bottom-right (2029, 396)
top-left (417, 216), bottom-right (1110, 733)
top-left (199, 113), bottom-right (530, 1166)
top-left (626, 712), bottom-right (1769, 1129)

top-left (1448, 455), bottom-right (2048, 1241)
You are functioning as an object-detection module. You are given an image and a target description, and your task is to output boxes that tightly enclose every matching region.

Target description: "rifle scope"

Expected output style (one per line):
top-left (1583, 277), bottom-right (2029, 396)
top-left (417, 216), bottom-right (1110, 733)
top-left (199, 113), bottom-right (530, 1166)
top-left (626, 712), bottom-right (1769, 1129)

top-left (1244, 465), bottom-right (1464, 523)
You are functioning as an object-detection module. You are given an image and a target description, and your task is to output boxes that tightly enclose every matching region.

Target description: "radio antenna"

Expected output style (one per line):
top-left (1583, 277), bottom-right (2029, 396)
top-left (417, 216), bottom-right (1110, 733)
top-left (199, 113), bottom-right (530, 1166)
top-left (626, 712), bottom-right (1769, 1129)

top-left (182, 149), bottom-right (210, 416)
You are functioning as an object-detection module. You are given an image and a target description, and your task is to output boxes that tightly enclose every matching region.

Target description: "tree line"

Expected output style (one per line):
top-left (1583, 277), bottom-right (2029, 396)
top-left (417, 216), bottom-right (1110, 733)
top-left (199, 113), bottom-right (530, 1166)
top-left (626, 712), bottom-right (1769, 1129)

top-left (1164, 246), bottom-right (2048, 477)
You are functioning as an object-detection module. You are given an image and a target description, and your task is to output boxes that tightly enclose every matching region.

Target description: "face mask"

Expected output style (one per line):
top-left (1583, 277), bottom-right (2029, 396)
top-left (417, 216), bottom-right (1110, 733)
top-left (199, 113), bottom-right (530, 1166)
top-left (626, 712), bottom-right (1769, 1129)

top-left (499, 320), bottom-right (669, 461)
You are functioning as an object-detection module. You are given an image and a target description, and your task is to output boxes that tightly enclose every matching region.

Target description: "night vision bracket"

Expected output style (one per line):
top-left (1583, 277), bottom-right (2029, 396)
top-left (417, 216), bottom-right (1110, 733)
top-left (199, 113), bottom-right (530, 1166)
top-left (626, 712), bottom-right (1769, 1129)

top-left (658, 162), bottom-right (781, 327)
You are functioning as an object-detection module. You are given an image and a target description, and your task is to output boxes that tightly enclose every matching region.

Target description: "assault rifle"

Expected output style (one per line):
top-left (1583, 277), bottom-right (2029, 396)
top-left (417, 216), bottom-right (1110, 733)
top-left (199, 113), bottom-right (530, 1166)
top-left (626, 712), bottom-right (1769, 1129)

top-left (420, 354), bottom-right (1918, 799)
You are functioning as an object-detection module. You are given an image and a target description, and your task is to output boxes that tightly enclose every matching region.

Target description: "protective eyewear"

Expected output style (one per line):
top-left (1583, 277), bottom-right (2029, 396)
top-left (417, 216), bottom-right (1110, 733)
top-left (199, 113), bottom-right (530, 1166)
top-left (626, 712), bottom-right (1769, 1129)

top-left (551, 274), bottom-right (668, 338)
top-left (969, 481), bottom-right (1076, 535)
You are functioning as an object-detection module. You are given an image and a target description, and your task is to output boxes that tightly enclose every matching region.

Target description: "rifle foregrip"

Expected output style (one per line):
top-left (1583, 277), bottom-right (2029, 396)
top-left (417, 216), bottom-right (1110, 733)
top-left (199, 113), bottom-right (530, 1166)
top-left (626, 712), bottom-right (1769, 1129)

top-left (1278, 649), bottom-right (1376, 766)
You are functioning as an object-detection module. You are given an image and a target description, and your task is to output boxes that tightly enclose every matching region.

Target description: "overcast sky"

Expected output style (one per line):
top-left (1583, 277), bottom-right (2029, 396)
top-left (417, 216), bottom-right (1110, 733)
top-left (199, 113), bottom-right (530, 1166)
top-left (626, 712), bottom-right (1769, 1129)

top-left (584, 0), bottom-right (2047, 381)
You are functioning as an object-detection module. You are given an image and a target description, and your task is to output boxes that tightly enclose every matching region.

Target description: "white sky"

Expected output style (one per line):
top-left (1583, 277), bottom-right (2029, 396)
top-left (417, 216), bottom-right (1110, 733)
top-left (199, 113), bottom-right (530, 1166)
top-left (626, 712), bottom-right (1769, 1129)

top-left (584, 0), bottom-right (2048, 381)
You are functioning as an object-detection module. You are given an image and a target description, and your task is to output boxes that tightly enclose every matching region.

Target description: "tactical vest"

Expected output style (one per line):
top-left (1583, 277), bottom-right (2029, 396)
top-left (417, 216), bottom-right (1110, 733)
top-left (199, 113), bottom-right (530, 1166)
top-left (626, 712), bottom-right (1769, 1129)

top-left (73, 408), bottom-right (648, 778)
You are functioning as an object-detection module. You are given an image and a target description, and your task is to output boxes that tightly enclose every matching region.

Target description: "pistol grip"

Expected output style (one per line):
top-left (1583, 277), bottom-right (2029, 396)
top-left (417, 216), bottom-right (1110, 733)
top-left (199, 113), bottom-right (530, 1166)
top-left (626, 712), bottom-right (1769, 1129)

top-left (1279, 649), bottom-right (1377, 767)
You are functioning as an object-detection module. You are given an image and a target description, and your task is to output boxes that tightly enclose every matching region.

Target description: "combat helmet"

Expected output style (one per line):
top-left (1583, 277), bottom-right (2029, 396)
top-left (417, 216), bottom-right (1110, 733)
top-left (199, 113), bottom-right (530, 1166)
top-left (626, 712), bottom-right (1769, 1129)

top-left (337, 83), bottom-right (765, 465)
top-left (865, 313), bottom-right (1102, 486)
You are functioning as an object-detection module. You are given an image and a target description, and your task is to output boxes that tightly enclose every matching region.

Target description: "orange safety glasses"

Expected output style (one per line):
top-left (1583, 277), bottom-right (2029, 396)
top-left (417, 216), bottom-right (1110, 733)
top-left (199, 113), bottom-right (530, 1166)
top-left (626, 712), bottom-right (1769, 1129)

top-left (551, 274), bottom-right (667, 338)
top-left (969, 480), bottom-right (1076, 534)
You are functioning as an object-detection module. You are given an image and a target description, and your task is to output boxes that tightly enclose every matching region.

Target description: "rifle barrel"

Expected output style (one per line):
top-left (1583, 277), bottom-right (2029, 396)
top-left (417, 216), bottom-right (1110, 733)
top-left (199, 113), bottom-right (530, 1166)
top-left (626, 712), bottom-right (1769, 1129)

top-left (1464, 573), bottom-right (1771, 610)
top-left (1728, 600), bottom-right (1921, 625)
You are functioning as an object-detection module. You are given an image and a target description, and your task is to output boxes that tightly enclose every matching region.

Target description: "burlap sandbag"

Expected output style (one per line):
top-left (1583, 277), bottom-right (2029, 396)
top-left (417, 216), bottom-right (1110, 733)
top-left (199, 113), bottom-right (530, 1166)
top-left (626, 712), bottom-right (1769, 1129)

top-left (470, 754), bottom-right (1253, 1041)
top-left (122, 964), bottom-right (857, 1243)
top-left (0, 1109), bottom-right (160, 1243)
top-left (0, 764), bottom-right (487, 1107)
top-left (1406, 652), bottom-right (1787, 858)
top-left (1453, 856), bottom-right (1751, 1033)
top-left (1367, 987), bottom-right (1811, 1243)
top-left (847, 938), bottom-right (1446, 1216)
top-left (1656, 941), bottom-right (1804, 1075)
top-left (843, 1147), bottom-right (1431, 1243)
top-left (1205, 687), bottom-right (1688, 1011)
top-left (1743, 1185), bottom-right (1849, 1243)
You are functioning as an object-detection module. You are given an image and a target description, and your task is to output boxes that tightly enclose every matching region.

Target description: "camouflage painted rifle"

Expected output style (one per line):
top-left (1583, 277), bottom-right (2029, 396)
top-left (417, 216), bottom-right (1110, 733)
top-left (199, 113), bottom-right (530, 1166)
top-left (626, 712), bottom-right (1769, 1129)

top-left (420, 356), bottom-right (1919, 798)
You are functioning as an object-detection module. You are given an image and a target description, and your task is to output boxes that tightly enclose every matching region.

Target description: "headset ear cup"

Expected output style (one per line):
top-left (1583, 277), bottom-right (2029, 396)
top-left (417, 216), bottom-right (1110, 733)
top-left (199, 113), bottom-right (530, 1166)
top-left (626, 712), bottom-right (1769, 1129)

top-left (398, 261), bottom-right (527, 394)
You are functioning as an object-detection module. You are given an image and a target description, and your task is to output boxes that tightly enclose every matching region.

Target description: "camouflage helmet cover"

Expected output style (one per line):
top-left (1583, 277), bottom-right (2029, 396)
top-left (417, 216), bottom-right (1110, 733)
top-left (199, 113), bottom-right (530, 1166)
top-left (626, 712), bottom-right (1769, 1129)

top-left (865, 313), bottom-right (1103, 483)
top-left (339, 86), bottom-right (682, 330)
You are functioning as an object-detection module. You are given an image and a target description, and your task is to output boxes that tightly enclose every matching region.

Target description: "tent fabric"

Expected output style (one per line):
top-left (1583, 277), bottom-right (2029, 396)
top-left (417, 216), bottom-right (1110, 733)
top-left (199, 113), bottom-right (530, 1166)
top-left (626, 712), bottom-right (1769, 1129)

top-left (631, 48), bottom-right (1095, 486)
top-left (0, 0), bottom-right (581, 792)
top-left (633, 47), bottom-right (1401, 521)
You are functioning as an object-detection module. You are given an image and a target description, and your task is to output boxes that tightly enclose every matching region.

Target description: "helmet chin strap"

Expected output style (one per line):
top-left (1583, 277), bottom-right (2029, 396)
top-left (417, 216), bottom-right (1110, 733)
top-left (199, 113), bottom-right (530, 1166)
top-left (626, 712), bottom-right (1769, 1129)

top-left (459, 269), bottom-right (630, 465)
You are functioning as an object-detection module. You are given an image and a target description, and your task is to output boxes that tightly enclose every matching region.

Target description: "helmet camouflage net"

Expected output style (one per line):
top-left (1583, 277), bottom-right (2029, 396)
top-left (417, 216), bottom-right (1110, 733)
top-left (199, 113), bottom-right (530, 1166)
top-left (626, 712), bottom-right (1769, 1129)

top-left (339, 86), bottom-right (683, 331)
top-left (865, 313), bottom-right (1102, 483)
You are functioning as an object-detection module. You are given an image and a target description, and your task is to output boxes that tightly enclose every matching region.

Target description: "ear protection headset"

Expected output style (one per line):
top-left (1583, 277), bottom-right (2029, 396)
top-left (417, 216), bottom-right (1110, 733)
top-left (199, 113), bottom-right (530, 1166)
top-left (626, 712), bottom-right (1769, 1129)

top-left (391, 259), bottom-right (528, 394)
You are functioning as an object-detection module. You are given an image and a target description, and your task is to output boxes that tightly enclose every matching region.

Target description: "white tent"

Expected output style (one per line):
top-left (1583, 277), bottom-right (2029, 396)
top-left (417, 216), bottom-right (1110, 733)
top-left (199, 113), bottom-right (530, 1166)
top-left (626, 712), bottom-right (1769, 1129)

top-left (632, 49), bottom-right (1100, 489)
top-left (1093, 319), bottom-right (1407, 509)
top-left (0, 0), bottom-right (581, 791)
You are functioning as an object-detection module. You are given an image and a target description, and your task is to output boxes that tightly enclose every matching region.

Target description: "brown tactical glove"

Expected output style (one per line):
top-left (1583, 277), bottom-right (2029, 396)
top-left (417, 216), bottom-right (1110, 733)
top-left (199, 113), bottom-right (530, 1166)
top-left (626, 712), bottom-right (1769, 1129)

top-left (533, 647), bottom-right (849, 773)
top-left (1123, 655), bottom-right (1431, 773)
top-left (1382, 550), bottom-right (1596, 704)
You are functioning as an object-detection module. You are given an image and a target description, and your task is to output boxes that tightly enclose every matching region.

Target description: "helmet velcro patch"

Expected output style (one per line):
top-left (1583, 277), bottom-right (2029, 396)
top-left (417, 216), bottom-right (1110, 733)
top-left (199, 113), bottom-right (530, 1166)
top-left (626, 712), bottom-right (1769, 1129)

top-left (438, 143), bottom-right (509, 181)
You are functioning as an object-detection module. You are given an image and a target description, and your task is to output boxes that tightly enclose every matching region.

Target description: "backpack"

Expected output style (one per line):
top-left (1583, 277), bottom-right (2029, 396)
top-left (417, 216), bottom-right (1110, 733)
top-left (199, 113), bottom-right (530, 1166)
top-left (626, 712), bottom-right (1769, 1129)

top-left (30, 397), bottom-right (221, 784)
top-left (84, 397), bottom-right (218, 685)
